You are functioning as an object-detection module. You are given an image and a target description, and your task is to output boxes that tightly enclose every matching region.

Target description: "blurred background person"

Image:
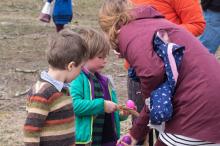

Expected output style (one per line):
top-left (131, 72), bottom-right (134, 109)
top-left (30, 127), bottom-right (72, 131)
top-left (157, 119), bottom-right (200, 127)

top-left (200, 0), bottom-right (220, 54)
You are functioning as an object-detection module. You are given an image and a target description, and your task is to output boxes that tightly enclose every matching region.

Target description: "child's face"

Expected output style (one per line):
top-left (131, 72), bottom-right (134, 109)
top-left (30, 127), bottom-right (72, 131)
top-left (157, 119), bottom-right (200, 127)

top-left (86, 56), bottom-right (107, 73)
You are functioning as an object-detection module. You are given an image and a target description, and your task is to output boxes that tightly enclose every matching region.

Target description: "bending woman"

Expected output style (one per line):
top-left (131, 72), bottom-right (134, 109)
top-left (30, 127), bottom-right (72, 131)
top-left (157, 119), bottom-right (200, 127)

top-left (99, 0), bottom-right (220, 145)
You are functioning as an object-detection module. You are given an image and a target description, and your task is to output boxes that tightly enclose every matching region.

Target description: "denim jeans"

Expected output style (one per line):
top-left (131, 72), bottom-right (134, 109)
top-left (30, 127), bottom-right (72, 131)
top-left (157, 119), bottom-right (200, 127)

top-left (200, 9), bottom-right (220, 54)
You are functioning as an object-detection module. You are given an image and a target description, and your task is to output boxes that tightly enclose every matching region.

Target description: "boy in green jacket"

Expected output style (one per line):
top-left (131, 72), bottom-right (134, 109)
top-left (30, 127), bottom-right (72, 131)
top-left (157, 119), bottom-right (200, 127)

top-left (69, 27), bottom-right (128, 146)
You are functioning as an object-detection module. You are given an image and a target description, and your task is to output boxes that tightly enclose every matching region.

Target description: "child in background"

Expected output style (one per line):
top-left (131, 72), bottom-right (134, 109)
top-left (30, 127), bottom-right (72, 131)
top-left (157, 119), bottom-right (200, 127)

top-left (39, 0), bottom-right (73, 32)
top-left (23, 29), bottom-right (88, 146)
top-left (69, 27), bottom-right (128, 146)
top-left (200, 0), bottom-right (220, 54)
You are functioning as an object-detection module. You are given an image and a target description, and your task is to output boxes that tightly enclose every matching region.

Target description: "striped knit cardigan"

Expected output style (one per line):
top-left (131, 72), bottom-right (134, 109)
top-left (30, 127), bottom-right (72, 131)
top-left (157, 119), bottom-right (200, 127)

top-left (23, 79), bottom-right (75, 146)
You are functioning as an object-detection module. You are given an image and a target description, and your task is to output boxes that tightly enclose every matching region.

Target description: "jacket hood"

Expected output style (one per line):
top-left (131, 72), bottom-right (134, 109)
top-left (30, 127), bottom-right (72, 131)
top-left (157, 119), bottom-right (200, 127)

top-left (131, 5), bottom-right (164, 20)
top-left (118, 5), bottom-right (164, 58)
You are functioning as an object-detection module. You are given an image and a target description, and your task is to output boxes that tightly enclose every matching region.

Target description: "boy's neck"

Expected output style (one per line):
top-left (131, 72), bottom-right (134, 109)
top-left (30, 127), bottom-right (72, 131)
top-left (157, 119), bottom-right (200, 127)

top-left (47, 67), bottom-right (66, 83)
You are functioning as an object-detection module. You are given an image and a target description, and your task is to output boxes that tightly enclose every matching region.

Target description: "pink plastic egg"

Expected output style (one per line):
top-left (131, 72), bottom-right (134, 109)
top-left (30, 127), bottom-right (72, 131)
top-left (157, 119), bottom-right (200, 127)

top-left (122, 135), bottom-right (132, 145)
top-left (126, 100), bottom-right (136, 110)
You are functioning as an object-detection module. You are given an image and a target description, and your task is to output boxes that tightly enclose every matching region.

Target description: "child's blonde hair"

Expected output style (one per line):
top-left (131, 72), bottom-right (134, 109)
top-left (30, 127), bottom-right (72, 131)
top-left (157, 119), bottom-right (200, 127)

top-left (71, 27), bottom-right (111, 59)
top-left (99, 0), bottom-right (134, 50)
top-left (47, 29), bottom-right (89, 69)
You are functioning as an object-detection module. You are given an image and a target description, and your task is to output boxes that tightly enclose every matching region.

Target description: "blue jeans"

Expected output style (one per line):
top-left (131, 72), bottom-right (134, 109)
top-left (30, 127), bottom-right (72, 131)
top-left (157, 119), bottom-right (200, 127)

top-left (200, 9), bottom-right (220, 54)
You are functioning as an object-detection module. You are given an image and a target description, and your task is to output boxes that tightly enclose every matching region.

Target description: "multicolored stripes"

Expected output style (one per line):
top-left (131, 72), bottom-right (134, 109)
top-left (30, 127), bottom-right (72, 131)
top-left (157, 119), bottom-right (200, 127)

top-left (24, 80), bottom-right (75, 146)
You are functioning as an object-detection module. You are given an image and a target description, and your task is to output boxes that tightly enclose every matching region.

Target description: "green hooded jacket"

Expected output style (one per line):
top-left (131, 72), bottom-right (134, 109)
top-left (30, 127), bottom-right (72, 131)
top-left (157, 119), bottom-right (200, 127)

top-left (69, 71), bottom-right (126, 144)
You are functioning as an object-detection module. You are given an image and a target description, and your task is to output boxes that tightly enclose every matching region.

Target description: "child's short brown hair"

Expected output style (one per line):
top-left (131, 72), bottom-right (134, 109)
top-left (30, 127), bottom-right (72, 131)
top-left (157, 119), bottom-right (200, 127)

top-left (71, 27), bottom-right (111, 59)
top-left (47, 29), bottom-right (88, 69)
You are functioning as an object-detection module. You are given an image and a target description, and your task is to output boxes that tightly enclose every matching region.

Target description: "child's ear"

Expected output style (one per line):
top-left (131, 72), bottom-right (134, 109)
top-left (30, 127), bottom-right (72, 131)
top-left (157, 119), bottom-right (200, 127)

top-left (67, 61), bottom-right (76, 71)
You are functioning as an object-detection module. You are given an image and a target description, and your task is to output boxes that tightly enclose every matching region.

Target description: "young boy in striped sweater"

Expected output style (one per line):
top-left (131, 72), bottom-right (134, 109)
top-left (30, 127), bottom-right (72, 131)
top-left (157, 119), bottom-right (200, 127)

top-left (23, 29), bottom-right (89, 146)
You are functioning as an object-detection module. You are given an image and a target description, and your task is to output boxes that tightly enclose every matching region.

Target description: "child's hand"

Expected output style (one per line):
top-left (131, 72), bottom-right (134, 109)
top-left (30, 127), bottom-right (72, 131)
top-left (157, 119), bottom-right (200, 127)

top-left (118, 105), bottom-right (140, 117)
top-left (104, 100), bottom-right (118, 113)
top-left (119, 110), bottom-right (130, 117)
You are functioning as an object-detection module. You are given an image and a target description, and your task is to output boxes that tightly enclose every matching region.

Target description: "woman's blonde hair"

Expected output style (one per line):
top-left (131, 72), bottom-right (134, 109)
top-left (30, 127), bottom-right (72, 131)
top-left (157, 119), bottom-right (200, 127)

top-left (99, 0), bottom-right (134, 50)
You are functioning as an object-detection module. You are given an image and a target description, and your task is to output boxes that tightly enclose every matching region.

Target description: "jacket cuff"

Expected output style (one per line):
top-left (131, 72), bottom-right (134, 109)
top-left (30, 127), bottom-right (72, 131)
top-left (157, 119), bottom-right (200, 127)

top-left (129, 105), bottom-right (150, 141)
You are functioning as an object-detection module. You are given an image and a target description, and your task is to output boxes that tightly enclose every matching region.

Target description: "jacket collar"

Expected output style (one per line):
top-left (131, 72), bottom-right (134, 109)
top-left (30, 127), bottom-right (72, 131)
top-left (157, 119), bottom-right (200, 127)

top-left (131, 5), bottom-right (164, 20)
top-left (82, 67), bottom-right (109, 83)
top-left (40, 71), bottom-right (69, 92)
top-left (81, 67), bottom-right (111, 100)
top-left (118, 5), bottom-right (164, 58)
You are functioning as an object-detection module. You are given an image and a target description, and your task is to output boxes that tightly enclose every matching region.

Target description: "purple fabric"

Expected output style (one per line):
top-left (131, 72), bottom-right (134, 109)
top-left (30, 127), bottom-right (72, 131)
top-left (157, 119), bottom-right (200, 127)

top-left (95, 72), bottom-right (110, 100)
top-left (94, 72), bottom-right (117, 142)
top-left (82, 68), bottom-right (117, 142)
top-left (102, 141), bottom-right (117, 146)
top-left (130, 5), bottom-right (164, 20)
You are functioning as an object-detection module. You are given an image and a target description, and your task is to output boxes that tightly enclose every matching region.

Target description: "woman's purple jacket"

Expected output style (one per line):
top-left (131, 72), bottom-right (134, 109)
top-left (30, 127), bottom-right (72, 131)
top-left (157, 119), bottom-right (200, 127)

top-left (118, 6), bottom-right (220, 143)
